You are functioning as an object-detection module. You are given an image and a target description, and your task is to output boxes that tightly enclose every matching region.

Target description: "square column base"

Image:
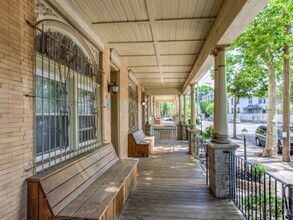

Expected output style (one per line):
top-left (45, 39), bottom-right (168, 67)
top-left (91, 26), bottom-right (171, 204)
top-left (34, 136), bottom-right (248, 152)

top-left (182, 126), bottom-right (186, 140)
top-left (145, 123), bottom-right (152, 136)
top-left (208, 142), bottom-right (239, 198)
top-left (188, 129), bottom-right (200, 158)
top-left (177, 123), bottom-right (183, 140)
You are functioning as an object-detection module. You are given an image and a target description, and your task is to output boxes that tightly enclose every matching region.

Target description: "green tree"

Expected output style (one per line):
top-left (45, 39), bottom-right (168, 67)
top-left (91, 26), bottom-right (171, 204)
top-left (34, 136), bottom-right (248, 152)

top-left (198, 85), bottom-right (213, 101)
top-left (233, 0), bottom-right (293, 157)
top-left (226, 51), bottom-right (264, 138)
top-left (160, 102), bottom-right (175, 118)
top-left (206, 103), bottom-right (214, 116)
top-left (200, 100), bottom-right (213, 117)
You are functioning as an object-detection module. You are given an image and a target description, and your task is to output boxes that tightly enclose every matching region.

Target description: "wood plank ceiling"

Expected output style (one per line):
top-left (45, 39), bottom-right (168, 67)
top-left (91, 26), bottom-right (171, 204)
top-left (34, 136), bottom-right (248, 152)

top-left (72, 0), bottom-right (224, 90)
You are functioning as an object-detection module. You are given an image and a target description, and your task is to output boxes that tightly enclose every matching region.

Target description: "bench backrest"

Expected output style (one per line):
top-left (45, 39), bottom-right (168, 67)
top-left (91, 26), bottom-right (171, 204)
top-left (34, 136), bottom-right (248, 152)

top-left (131, 129), bottom-right (146, 144)
top-left (27, 143), bottom-right (119, 216)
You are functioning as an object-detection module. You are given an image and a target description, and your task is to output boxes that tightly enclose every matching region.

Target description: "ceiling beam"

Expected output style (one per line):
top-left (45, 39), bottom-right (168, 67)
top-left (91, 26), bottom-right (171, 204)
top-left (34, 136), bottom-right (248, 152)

top-left (133, 72), bottom-right (160, 74)
top-left (134, 71), bottom-right (189, 74)
top-left (161, 65), bottom-right (193, 67)
top-left (120, 54), bottom-right (156, 57)
top-left (137, 77), bottom-right (186, 79)
top-left (159, 39), bottom-right (205, 43)
top-left (120, 53), bottom-right (198, 57)
top-left (92, 20), bottom-right (150, 25)
top-left (109, 39), bottom-right (205, 44)
top-left (155, 17), bottom-right (216, 23)
top-left (182, 0), bottom-right (268, 93)
top-left (109, 40), bottom-right (153, 44)
top-left (145, 88), bottom-right (182, 95)
top-left (129, 64), bottom-right (192, 68)
top-left (128, 65), bottom-right (158, 68)
top-left (92, 17), bottom-right (216, 25)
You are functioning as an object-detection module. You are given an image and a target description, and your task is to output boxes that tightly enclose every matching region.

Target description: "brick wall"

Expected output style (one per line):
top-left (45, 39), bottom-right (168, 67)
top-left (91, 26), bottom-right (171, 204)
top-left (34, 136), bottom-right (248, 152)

top-left (0, 0), bottom-right (35, 219)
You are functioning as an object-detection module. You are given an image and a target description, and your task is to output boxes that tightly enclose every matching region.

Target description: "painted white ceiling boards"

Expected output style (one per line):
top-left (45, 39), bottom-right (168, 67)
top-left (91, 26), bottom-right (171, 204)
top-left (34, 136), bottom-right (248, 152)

top-left (48, 0), bottom-right (269, 95)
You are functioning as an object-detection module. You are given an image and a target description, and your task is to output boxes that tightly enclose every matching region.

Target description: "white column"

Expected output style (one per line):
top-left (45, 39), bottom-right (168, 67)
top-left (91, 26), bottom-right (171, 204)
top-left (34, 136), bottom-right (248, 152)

top-left (215, 46), bottom-right (230, 143)
top-left (142, 93), bottom-right (146, 130)
top-left (190, 83), bottom-right (196, 129)
top-left (183, 95), bottom-right (187, 124)
top-left (178, 95), bottom-right (182, 124)
top-left (150, 96), bottom-right (153, 116)
top-left (146, 95), bottom-right (150, 124)
top-left (212, 50), bottom-right (219, 140)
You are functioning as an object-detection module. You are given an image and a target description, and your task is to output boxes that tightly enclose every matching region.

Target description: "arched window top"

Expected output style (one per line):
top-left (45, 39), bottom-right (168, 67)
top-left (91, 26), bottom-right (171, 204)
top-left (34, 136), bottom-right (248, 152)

top-left (36, 31), bottom-right (97, 76)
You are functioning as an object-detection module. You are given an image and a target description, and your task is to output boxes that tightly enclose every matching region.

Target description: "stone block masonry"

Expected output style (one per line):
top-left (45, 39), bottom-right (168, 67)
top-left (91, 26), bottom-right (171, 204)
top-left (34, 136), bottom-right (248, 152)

top-left (208, 142), bottom-right (239, 198)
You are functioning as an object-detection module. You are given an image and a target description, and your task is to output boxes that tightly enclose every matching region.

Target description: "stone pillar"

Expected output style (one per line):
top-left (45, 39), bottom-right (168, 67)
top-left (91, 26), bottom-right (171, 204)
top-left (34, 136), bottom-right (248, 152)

top-left (190, 129), bottom-right (201, 158)
top-left (212, 50), bottom-right (219, 140)
top-left (145, 95), bottom-right (151, 135)
top-left (208, 142), bottom-right (239, 198)
top-left (177, 94), bottom-right (183, 140)
top-left (215, 46), bottom-right (230, 144)
top-left (190, 83), bottom-right (196, 129)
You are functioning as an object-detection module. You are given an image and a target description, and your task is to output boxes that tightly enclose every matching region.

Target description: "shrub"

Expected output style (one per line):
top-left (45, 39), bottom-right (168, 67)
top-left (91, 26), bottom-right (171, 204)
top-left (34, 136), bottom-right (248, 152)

top-left (244, 192), bottom-right (282, 219)
top-left (200, 125), bottom-right (213, 142)
top-left (251, 163), bottom-right (267, 178)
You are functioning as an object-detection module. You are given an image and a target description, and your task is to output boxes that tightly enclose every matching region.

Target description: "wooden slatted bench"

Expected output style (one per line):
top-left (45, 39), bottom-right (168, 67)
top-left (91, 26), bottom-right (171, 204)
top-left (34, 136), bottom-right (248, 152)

top-left (27, 143), bottom-right (138, 220)
top-left (128, 129), bottom-right (155, 157)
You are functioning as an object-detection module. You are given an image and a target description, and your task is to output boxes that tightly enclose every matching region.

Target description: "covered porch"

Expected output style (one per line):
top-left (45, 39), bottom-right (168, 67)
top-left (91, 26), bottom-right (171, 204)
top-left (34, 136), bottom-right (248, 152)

top-left (120, 139), bottom-right (244, 220)
top-left (0, 0), bottom-right (274, 219)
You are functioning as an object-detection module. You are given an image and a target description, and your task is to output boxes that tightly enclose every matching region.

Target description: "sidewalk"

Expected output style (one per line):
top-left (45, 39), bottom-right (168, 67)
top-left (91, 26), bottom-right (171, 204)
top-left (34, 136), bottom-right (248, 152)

top-left (232, 138), bottom-right (293, 184)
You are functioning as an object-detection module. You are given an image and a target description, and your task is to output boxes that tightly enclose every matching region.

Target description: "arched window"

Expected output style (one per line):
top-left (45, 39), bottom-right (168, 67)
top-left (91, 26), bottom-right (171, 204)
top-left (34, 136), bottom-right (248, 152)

top-left (34, 30), bottom-right (102, 173)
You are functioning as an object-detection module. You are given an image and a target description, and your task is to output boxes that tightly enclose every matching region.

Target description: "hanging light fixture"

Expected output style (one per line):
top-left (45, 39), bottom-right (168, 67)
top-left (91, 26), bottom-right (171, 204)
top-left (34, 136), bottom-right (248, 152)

top-left (108, 81), bottom-right (119, 94)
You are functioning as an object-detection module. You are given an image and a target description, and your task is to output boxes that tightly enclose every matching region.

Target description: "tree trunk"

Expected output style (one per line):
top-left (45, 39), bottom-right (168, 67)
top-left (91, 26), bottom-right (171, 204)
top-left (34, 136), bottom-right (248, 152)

top-left (282, 25), bottom-right (291, 162)
top-left (262, 61), bottom-right (278, 157)
top-left (233, 93), bottom-right (237, 139)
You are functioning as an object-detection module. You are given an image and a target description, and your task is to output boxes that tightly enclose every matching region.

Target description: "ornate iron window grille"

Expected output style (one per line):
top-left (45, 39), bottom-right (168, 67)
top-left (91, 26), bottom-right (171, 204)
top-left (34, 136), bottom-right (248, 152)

top-left (34, 26), bottom-right (103, 173)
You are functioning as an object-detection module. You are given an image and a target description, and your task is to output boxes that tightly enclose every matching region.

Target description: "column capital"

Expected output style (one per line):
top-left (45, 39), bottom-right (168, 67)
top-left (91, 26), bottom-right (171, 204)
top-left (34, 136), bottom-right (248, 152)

top-left (211, 49), bottom-right (218, 57)
top-left (215, 44), bottom-right (230, 52)
top-left (189, 83), bottom-right (196, 90)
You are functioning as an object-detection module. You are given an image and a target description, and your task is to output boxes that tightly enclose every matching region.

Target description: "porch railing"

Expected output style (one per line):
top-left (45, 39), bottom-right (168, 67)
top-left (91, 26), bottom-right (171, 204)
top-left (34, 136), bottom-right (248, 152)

top-left (228, 152), bottom-right (293, 220)
top-left (153, 125), bottom-right (177, 139)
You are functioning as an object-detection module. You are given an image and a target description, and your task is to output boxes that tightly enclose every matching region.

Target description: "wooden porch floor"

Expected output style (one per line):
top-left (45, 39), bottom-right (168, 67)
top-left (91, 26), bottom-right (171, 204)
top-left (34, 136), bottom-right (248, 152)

top-left (120, 139), bottom-right (245, 220)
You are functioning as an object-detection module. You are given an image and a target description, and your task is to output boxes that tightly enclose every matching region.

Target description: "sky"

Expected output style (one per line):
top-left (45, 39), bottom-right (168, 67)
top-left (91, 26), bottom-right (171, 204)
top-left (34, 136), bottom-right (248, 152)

top-left (198, 70), bottom-right (213, 88)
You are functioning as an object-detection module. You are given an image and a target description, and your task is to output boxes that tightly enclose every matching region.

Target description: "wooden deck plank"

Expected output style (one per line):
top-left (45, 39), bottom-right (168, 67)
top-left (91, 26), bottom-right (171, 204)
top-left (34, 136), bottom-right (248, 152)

top-left (120, 140), bottom-right (245, 220)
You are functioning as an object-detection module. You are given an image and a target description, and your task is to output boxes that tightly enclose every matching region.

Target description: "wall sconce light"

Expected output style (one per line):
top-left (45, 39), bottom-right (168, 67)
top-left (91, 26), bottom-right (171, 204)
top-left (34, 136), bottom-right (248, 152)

top-left (141, 101), bottom-right (146, 106)
top-left (108, 81), bottom-right (119, 94)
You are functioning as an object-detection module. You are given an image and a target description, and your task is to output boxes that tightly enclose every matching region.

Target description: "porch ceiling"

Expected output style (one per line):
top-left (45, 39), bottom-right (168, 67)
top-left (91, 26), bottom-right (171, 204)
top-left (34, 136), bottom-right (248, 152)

top-left (71, 0), bottom-right (219, 91)
top-left (54, 0), bottom-right (269, 95)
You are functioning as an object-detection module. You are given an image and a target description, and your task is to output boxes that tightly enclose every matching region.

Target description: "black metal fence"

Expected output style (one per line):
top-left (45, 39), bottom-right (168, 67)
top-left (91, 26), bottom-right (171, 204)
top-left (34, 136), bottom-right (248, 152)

top-left (198, 139), bottom-right (208, 185)
top-left (228, 153), bottom-right (293, 220)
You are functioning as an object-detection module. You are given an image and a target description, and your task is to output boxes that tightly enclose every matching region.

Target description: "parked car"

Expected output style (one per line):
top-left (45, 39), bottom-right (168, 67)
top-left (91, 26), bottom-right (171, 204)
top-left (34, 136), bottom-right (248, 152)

top-left (255, 125), bottom-right (293, 153)
top-left (206, 116), bottom-right (213, 121)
